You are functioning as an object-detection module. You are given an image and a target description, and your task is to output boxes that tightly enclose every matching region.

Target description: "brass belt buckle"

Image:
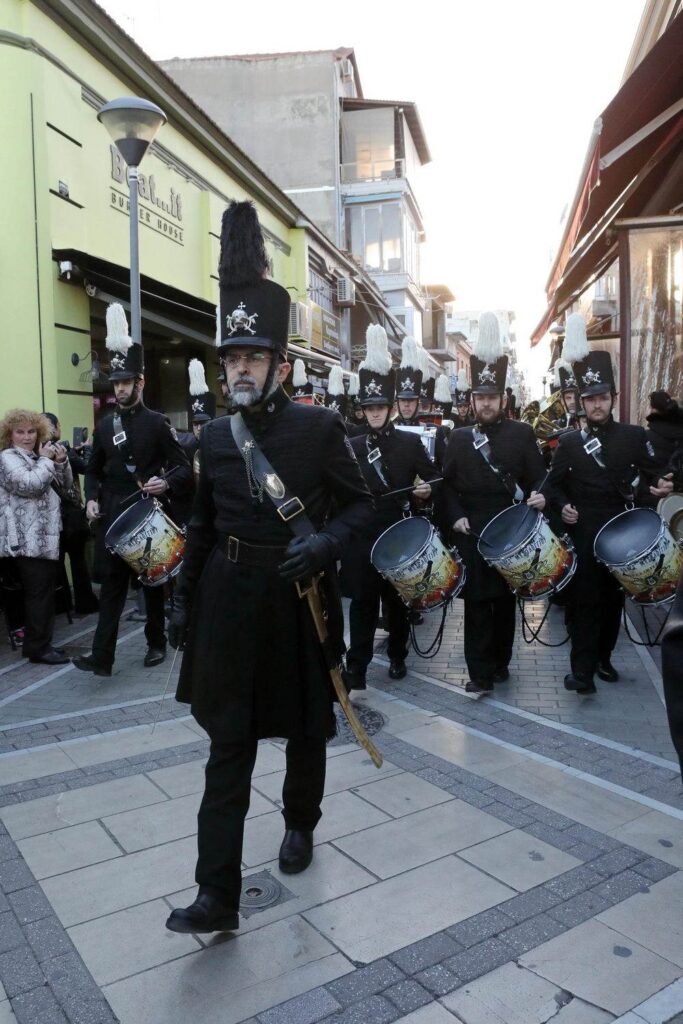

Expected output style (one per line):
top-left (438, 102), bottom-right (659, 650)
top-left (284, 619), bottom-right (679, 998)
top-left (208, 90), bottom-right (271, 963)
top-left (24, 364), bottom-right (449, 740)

top-left (277, 496), bottom-right (304, 521)
top-left (227, 535), bottom-right (239, 562)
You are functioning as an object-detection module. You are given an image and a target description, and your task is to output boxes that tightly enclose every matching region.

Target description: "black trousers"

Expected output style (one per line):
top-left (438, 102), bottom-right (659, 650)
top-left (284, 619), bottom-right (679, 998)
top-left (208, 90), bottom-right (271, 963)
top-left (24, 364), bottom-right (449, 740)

top-left (463, 593), bottom-right (516, 683)
top-left (61, 533), bottom-right (98, 614)
top-left (566, 557), bottom-right (623, 679)
top-left (14, 557), bottom-right (57, 658)
top-left (347, 577), bottom-right (409, 676)
top-left (195, 735), bottom-right (326, 906)
top-left (91, 549), bottom-right (165, 668)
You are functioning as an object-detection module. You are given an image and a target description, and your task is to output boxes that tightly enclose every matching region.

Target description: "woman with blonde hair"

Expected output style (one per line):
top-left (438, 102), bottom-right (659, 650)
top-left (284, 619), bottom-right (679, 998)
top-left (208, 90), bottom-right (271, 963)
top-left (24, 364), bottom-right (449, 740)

top-left (0, 408), bottom-right (73, 663)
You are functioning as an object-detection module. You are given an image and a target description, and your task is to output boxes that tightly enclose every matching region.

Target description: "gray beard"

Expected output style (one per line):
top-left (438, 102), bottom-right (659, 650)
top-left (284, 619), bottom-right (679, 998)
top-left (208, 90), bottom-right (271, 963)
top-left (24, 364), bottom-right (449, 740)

top-left (232, 387), bottom-right (263, 407)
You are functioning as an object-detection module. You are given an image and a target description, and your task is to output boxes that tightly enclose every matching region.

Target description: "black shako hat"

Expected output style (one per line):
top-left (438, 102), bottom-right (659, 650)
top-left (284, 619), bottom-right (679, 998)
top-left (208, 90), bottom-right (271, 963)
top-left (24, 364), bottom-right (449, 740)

top-left (359, 324), bottom-right (395, 407)
top-left (188, 359), bottom-right (216, 424)
top-left (434, 374), bottom-right (453, 418)
top-left (573, 351), bottom-right (616, 397)
top-left (291, 359), bottom-right (314, 402)
top-left (106, 303), bottom-right (144, 381)
top-left (396, 338), bottom-right (422, 400)
top-left (454, 369), bottom-right (471, 406)
top-left (217, 201), bottom-right (290, 358)
top-left (324, 365), bottom-right (347, 416)
top-left (557, 361), bottom-right (578, 392)
top-left (470, 312), bottom-right (507, 394)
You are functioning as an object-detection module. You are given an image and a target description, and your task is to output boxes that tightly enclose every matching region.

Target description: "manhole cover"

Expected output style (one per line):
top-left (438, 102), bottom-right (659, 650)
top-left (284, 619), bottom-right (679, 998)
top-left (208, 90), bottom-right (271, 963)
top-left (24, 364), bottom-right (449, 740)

top-left (239, 870), bottom-right (294, 917)
top-left (329, 704), bottom-right (386, 747)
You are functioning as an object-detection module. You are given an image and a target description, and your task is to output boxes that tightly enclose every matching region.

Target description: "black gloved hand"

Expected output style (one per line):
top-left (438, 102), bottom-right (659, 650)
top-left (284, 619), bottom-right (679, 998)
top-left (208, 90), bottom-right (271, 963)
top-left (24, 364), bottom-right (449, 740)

top-left (278, 533), bottom-right (339, 582)
top-left (168, 594), bottom-right (190, 650)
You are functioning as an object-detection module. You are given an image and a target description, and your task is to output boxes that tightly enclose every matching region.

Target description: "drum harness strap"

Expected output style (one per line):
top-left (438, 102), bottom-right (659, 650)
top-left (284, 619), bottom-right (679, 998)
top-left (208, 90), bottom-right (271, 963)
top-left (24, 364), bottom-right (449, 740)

top-left (365, 436), bottom-right (410, 515)
top-left (580, 429), bottom-right (638, 508)
top-left (229, 412), bottom-right (383, 769)
top-left (471, 428), bottom-right (524, 502)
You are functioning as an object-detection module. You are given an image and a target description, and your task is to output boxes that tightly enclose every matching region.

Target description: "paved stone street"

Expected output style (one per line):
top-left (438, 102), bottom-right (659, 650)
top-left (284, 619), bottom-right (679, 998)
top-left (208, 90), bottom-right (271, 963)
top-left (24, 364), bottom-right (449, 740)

top-left (1, 593), bottom-right (682, 1024)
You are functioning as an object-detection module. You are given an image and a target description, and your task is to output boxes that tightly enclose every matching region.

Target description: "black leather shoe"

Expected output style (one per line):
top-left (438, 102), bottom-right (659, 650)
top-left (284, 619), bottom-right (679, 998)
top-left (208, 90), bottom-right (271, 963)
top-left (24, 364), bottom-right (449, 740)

top-left (165, 892), bottom-right (239, 934)
top-left (597, 661), bottom-right (619, 682)
top-left (388, 659), bottom-right (407, 680)
top-left (29, 648), bottom-right (69, 665)
top-left (564, 672), bottom-right (595, 693)
top-left (465, 679), bottom-right (493, 693)
top-left (72, 655), bottom-right (112, 677)
top-left (492, 668), bottom-right (510, 683)
top-left (144, 647), bottom-right (166, 668)
top-left (279, 829), bottom-right (313, 874)
top-left (342, 668), bottom-right (366, 692)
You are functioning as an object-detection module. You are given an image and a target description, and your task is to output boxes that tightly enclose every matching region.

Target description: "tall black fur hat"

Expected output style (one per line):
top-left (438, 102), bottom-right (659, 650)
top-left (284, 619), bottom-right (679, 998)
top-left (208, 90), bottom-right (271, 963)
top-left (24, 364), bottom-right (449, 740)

top-left (470, 312), bottom-right (507, 394)
top-left (217, 201), bottom-right (290, 358)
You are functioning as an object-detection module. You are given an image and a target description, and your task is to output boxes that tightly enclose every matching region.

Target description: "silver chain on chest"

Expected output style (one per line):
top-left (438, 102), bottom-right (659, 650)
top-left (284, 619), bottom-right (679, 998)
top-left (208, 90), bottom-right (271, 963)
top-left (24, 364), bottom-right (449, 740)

top-left (241, 440), bottom-right (265, 503)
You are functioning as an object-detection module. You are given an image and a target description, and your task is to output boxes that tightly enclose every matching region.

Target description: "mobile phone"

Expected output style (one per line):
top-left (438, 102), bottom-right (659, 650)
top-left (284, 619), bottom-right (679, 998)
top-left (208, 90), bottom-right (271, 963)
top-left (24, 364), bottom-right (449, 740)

top-left (73, 427), bottom-right (89, 447)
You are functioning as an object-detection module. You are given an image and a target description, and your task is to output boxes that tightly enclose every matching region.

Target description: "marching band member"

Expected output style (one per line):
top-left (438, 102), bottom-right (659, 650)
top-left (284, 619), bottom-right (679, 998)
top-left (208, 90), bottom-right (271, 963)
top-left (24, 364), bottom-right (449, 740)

top-left (395, 337), bottom-right (423, 428)
top-left (165, 201), bottom-right (372, 935)
top-left (434, 374), bottom-right (454, 426)
top-left (346, 372), bottom-right (367, 436)
top-left (453, 369), bottom-right (474, 427)
top-left (73, 305), bottom-right (191, 678)
top-left (324, 364), bottom-right (347, 419)
top-left (444, 312), bottom-right (546, 694)
top-left (290, 358), bottom-right (314, 404)
top-left (341, 325), bottom-right (436, 690)
top-left (546, 329), bottom-right (673, 695)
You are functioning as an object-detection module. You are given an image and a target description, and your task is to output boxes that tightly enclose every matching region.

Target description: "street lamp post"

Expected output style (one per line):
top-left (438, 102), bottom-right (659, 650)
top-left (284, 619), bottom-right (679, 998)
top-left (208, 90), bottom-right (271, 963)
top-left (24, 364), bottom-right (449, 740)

top-left (97, 97), bottom-right (167, 346)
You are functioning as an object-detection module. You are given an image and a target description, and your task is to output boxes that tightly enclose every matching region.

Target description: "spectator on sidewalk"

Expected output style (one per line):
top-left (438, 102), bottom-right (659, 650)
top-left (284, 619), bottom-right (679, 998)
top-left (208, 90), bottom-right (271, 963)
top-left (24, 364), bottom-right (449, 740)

top-left (0, 408), bottom-right (72, 663)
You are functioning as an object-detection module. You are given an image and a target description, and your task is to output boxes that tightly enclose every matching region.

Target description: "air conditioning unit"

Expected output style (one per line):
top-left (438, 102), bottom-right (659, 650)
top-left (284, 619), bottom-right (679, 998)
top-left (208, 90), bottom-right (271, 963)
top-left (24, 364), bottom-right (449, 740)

top-left (335, 277), bottom-right (356, 308)
top-left (340, 58), bottom-right (354, 82)
top-left (289, 301), bottom-right (312, 342)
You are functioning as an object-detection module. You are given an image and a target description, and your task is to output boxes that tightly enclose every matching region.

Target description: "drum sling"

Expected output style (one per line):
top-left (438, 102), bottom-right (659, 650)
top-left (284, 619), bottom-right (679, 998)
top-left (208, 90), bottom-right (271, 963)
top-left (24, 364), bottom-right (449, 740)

top-left (229, 412), bottom-right (383, 768)
top-left (580, 429), bottom-right (637, 506)
top-left (112, 412), bottom-right (141, 483)
top-left (471, 428), bottom-right (524, 502)
top-left (366, 438), bottom-right (409, 514)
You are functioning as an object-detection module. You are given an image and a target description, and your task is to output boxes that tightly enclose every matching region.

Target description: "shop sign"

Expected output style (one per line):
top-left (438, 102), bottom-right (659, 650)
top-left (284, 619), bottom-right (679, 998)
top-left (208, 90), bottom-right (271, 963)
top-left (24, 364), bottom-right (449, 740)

top-left (109, 146), bottom-right (184, 245)
top-left (310, 302), bottom-right (340, 357)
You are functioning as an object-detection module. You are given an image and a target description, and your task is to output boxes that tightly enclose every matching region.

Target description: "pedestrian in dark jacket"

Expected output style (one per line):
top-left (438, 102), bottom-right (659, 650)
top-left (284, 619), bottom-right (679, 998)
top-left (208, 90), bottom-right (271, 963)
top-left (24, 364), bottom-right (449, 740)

top-left (645, 390), bottom-right (683, 491)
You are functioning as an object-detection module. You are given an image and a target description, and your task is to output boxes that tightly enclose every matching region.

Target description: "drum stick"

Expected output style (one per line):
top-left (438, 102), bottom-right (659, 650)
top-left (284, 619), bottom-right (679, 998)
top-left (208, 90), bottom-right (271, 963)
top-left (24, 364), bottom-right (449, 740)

top-left (151, 645), bottom-right (180, 734)
top-left (379, 477), bottom-right (444, 499)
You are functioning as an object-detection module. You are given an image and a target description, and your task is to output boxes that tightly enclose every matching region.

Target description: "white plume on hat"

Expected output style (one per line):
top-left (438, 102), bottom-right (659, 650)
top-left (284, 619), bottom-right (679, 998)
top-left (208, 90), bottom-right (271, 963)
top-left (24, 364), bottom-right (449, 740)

top-left (456, 368), bottom-right (469, 391)
top-left (105, 303), bottom-right (132, 354)
top-left (327, 364), bottom-right (344, 396)
top-left (348, 372), bottom-right (360, 397)
top-left (434, 374), bottom-right (451, 404)
top-left (552, 361), bottom-right (562, 389)
top-left (474, 312), bottom-right (502, 364)
top-left (188, 358), bottom-right (208, 396)
top-left (400, 336), bottom-right (420, 370)
top-left (562, 314), bottom-right (590, 363)
top-left (292, 359), bottom-right (308, 387)
top-left (417, 346), bottom-right (431, 378)
top-left (360, 324), bottom-right (392, 374)
top-left (214, 300), bottom-right (222, 348)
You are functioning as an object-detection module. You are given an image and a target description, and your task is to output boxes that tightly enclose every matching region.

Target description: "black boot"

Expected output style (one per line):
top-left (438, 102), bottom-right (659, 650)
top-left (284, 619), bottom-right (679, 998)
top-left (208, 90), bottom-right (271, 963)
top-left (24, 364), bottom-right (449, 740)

top-left (144, 647), bottom-right (166, 667)
top-left (165, 891), bottom-right (239, 934)
top-left (388, 659), bottom-right (407, 680)
top-left (564, 672), bottom-right (596, 695)
top-left (597, 661), bottom-right (619, 682)
top-left (342, 668), bottom-right (366, 692)
top-left (279, 829), bottom-right (313, 874)
top-left (465, 679), bottom-right (493, 694)
top-left (72, 654), bottom-right (111, 677)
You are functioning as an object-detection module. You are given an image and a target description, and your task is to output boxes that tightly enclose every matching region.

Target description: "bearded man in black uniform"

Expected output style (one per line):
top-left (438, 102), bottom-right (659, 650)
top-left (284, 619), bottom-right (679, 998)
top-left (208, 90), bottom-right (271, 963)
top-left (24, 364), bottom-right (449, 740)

top-left (164, 202), bottom-right (372, 936)
top-left (73, 305), bottom-right (191, 678)
top-left (546, 346), bottom-right (673, 695)
top-left (444, 312), bottom-right (546, 694)
top-left (341, 325), bottom-right (436, 690)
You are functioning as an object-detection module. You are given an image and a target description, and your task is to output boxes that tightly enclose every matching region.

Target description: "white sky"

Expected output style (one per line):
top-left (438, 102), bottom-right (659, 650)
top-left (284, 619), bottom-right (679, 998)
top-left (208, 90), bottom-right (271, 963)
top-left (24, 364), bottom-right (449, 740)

top-left (100, 0), bottom-right (645, 386)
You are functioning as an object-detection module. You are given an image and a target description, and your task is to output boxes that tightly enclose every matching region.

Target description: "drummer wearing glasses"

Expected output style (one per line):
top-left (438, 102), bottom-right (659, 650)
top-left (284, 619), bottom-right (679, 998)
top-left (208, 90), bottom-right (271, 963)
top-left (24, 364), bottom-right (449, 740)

top-left (545, 316), bottom-right (673, 695)
top-left (444, 312), bottom-right (546, 694)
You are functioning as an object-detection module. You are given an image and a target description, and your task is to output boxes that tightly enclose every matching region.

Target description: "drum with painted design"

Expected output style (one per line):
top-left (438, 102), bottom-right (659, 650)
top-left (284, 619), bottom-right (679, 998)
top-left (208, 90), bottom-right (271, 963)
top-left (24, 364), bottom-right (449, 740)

top-left (105, 497), bottom-right (185, 587)
top-left (478, 505), bottom-right (576, 601)
top-left (594, 507), bottom-right (683, 605)
top-left (371, 517), bottom-right (465, 610)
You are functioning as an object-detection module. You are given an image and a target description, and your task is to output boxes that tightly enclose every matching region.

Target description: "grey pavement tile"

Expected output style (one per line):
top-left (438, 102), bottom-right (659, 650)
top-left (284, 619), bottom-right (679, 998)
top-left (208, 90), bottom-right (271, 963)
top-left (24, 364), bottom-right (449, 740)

top-left (483, 803), bottom-right (535, 827)
top-left (7, 886), bottom-right (53, 925)
top-left (480, 785), bottom-right (532, 810)
top-left (564, 842), bottom-right (602, 862)
top-left (0, 839), bottom-right (17, 863)
top-left (0, 945), bottom-right (43, 998)
top-left (633, 857), bottom-right (679, 883)
top-left (499, 912), bottom-right (567, 955)
top-left (497, 886), bottom-right (561, 923)
top-left (452, 787), bottom-right (496, 809)
top-left (591, 847), bottom-right (646, 876)
top-left (524, 822), bottom-right (591, 854)
top-left (389, 933), bottom-right (461, 975)
top-left (442, 936), bottom-right (512, 984)
top-left (547, 890), bottom-right (612, 928)
top-left (42, 952), bottom-right (116, 1024)
top-left (445, 908), bottom-right (515, 947)
top-left (562, 824), bottom-right (621, 851)
top-left (412, 963), bottom-right (461, 997)
top-left (0, 911), bottom-right (24, 955)
top-left (591, 869), bottom-right (651, 906)
top-left (11, 984), bottom-right (69, 1024)
top-left (323, 995), bottom-right (397, 1024)
top-left (0, 859), bottom-right (34, 894)
top-left (327, 960), bottom-right (404, 1006)
top-left (257, 986), bottom-right (341, 1024)
top-left (24, 916), bottom-right (75, 963)
top-left (382, 979), bottom-right (431, 1014)
top-left (545, 865), bottom-right (605, 900)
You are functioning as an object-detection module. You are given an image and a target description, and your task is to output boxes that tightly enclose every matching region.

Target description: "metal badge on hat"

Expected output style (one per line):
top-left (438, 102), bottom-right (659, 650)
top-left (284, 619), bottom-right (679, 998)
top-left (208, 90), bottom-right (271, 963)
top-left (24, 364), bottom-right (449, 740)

top-left (583, 369), bottom-right (602, 385)
top-left (365, 379), bottom-right (383, 397)
top-left (192, 398), bottom-right (205, 413)
top-left (226, 302), bottom-right (259, 336)
top-left (478, 366), bottom-right (497, 385)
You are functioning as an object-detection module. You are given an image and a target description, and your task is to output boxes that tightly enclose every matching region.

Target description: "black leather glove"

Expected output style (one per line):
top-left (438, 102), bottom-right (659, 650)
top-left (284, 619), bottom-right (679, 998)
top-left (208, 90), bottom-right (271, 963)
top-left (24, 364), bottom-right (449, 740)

top-left (168, 594), bottom-right (189, 651)
top-left (278, 533), bottom-right (340, 582)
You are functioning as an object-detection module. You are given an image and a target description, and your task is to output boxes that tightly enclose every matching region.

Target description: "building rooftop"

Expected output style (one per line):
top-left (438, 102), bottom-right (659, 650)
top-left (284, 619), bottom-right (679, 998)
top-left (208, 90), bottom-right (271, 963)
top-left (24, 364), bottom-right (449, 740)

top-left (342, 97), bottom-right (432, 164)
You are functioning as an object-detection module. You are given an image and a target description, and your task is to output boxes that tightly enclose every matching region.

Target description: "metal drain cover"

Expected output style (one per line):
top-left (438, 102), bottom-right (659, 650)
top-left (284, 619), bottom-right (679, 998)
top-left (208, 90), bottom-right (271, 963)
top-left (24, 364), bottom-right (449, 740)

top-left (329, 704), bottom-right (386, 747)
top-left (239, 870), bottom-right (294, 917)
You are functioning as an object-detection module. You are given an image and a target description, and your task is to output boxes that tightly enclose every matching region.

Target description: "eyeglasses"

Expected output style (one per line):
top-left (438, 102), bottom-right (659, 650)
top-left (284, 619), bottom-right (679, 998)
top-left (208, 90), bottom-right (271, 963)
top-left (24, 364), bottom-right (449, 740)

top-left (224, 352), bottom-right (270, 369)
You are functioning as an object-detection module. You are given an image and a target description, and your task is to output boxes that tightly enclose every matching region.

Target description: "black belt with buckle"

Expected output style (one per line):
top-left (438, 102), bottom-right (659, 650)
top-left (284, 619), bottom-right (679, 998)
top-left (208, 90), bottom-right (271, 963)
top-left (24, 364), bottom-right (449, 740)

top-left (220, 534), bottom-right (289, 568)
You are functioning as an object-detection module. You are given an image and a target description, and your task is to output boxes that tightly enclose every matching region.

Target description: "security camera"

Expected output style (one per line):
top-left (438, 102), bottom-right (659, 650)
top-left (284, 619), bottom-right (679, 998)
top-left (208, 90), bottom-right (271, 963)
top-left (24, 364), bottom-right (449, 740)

top-left (58, 260), bottom-right (73, 281)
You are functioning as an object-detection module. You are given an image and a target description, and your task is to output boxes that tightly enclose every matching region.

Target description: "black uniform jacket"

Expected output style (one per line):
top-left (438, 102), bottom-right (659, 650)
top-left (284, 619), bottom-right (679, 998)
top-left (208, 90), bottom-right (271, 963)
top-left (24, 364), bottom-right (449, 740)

top-left (645, 407), bottom-right (683, 491)
top-left (85, 404), bottom-right (192, 526)
top-left (545, 417), bottom-right (662, 545)
top-left (175, 388), bottom-right (373, 741)
top-left (340, 422), bottom-right (437, 601)
top-left (444, 418), bottom-right (546, 601)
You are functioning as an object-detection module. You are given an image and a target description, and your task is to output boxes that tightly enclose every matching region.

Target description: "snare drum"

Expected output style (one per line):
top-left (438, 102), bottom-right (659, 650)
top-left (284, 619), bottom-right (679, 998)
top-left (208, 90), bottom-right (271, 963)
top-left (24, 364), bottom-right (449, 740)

top-left (371, 517), bottom-right (465, 610)
top-left (478, 505), bottom-right (576, 601)
top-left (105, 497), bottom-right (186, 587)
top-left (594, 507), bottom-right (683, 605)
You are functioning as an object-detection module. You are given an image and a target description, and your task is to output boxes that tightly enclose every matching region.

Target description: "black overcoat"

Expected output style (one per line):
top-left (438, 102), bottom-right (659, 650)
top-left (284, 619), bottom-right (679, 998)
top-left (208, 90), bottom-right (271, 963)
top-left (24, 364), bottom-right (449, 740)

top-left (174, 388), bottom-right (373, 741)
top-left (443, 418), bottom-right (545, 601)
top-left (339, 423), bottom-right (437, 601)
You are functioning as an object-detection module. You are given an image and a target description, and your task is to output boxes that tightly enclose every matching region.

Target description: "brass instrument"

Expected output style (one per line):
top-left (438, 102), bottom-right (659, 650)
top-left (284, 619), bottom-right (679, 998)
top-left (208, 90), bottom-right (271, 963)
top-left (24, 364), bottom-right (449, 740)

top-left (521, 391), bottom-right (570, 454)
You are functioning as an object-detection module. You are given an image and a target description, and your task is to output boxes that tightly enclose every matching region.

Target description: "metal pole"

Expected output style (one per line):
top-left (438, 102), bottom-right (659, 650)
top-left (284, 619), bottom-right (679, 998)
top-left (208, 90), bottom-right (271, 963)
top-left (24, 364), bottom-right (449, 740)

top-left (127, 164), bottom-right (141, 346)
